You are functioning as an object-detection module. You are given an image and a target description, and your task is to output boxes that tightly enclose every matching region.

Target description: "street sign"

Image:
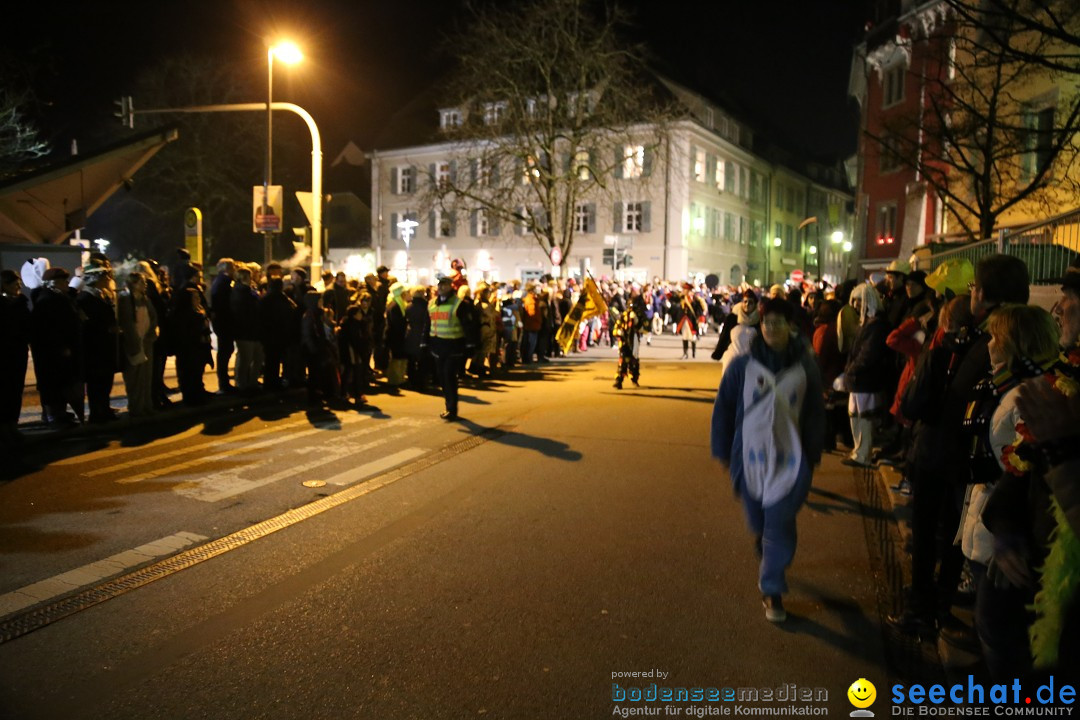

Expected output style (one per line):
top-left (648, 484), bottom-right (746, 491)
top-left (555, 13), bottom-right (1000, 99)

top-left (184, 207), bottom-right (203, 265)
top-left (791, 269), bottom-right (805, 283)
top-left (253, 185), bottom-right (283, 233)
top-left (550, 246), bottom-right (563, 266)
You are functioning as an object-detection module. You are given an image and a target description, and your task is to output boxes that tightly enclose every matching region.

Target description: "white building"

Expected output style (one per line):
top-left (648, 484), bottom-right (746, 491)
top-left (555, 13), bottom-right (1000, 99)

top-left (370, 78), bottom-right (852, 287)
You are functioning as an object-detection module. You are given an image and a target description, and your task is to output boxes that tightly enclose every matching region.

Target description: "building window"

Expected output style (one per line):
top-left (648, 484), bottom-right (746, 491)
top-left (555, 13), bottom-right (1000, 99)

top-left (724, 212), bottom-right (735, 242)
top-left (740, 166), bottom-right (748, 199)
top-left (624, 202), bottom-right (643, 232)
top-left (476, 209), bottom-right (489, 237)
top-left (786, 187), bottom-right (795, 212)
top-left (434, 209), bottom-right (453, 238)
top-left (693, 148), bottom-right (706, 182)
top-left (522, 155), bottom-right (540, 184)
top-left (624, 145), bottom-right (645, 179)
top-left (397, 166), bottom-right (415, 194)
top-left (880, 133), bottom-right (902, 173)
top-left (1023, 104), bottom-right (1056, 179)
top-left (883, 64), bottom-right (905, 108)
top-left (574, 150), bottom-right (591, 181)
top-left (775, 184), bottom-right (783, 209)
top-left (439, 109), bottom-right (461, 130)
top-left (724, 162), bottom-right (735, 194)
top-left (775, 222), bottom-right (783, 246)
top-left (876, 203), bottom-right (898, 244)
top-left (574, 203), bottom-right (589, 233)
top-left (436, 161), bottom-right (451, 189)
top-left (785, 224), bottom-right (795, 252)
top-left (483, 102), bottom-right (507, 125)
top-left (739, 216), bottom-right (747, 244)
top-left (714, 159), bottom-right (725, 190)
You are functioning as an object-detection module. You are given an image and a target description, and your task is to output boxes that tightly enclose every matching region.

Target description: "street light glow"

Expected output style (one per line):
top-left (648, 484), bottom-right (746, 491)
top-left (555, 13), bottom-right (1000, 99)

top-left (773, 237), bottom-right (782, 247)
top-left (808, 245), bottom-right (818, 254)
top-left (831, 230), bottom-right (844, 244)
top-left (271, 41), bottom-right (303, 64)
top-left (842, 241), bottom-right (853, 252)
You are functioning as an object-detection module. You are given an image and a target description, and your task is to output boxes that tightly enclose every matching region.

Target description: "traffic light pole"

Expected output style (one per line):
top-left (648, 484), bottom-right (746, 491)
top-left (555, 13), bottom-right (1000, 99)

top-left (131, 102), bottom-right (324, 283)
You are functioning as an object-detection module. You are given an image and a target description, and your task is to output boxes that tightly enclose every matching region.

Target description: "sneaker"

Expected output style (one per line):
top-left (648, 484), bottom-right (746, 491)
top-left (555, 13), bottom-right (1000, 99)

top-left (762, 595), bottom-right (787, 623)
top-left (439, 411), bottom-right (458, 421)
top-left (613, 380), bottom-right (623, 389)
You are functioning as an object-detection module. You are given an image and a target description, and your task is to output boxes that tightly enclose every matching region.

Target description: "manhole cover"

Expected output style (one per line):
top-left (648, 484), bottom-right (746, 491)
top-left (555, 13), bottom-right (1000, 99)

top-left (302, 480), bottom-right (326, 488)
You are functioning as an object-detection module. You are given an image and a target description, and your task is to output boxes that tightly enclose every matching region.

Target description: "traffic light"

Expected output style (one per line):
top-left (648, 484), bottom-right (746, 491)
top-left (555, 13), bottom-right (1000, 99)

top-left (114, 96), bottom-right (134, 128)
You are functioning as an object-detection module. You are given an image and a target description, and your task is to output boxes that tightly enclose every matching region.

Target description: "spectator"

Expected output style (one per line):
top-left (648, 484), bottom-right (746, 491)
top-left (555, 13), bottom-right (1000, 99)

top-left (171, 287), bottom-right (213, 406)
top-left (231, 266), bottom-right (262, 393)
top-left (258, 277), bottom-right (298, 390)
top-left (301, 291), bottom-right (342, 407)
top-left (338, 303), bottom-right (371, 406)
top-left (812, 299), bottom-right (845, 453)
top-left (76, 266), bottom-right (120, 424)
top-left (385, 282), bottom-right (410, 387)
top-left (712, 290), bottom-right (759, 361)
top-left (840, 282), bottom-right (890, 468)
top-left (117, 271), bottom-right (158, 418)
top-left (31, 268), bottom-right (84, 426)
top-left (405, 286), bottom-right (432, 391)
top-left (1, 270), bottom-right (31, 443)
top-left (209, 258), bottom-right (235, 393)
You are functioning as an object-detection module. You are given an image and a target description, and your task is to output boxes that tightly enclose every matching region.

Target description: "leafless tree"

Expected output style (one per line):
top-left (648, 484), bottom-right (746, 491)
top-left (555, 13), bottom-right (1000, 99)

top-left (867, 0), bottom-right (1080, 241)
top-left (425, 0), bottom-right (675, 262)
top-left (0, 87), bottom-right (49, 179)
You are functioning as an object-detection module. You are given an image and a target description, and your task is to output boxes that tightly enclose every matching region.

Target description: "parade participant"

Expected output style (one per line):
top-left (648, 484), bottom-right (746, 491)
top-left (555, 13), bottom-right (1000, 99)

top-left (426, 276), bottom-right (469, 420)
top-left (677, 286), bottom-right (706, 359)
top-left (612, 293), bottom-right (646, 390)
top-left (711, 297), bottom-right (825, 622)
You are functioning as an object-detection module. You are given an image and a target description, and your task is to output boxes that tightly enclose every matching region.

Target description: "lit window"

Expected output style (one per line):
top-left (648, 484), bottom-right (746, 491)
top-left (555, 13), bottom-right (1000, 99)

top-left (624, 145), bottom-right (645, 179)
top-left (522, 155), bottom-right (541, 184)
top-left (694, 149), bottom-right (706, 182)
top-left (624, 202), bottom-right (643, 232)
top-left (434, 209), bottom-right (453, 238)
top-left (436, 161), bottom-right (451, 189)
top-left (715, 159), bottom-right (725, 190)
top-left (876, 203), bottom-right (897, 244)
top-left (476, 209), bottom-right (489, 236)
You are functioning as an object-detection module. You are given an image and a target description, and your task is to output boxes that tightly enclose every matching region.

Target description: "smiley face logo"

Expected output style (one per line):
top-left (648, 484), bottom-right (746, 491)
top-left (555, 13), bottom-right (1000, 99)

top-left (847, 678), bottom-right (876, 713)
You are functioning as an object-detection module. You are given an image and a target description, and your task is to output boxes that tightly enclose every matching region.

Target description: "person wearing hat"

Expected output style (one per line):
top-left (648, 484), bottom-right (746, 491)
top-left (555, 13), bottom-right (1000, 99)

top-left (75, 265), bottom-right (120, 423)
top-left (426, 276), bottom-right (470, 420)
top-left (30, 267), bottom-right (85, 426)
top-left (1049, 255), bottom-right (1080, 351)
top-left (883, 259), bottom-right (911, 329)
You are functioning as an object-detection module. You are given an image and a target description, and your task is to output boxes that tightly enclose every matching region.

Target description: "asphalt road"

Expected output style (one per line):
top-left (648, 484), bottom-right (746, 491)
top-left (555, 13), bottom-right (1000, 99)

top-left (0, 337), bottom-right (892, 719)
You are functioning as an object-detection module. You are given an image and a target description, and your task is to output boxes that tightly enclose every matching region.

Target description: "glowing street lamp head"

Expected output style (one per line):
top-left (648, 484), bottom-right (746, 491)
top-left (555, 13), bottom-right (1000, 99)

top-left (831, 230), bottom-right (844, 244)
top-left (773, 237), bottom-right (782, 247)
top-left (271, 41), bottom-right (303, 64)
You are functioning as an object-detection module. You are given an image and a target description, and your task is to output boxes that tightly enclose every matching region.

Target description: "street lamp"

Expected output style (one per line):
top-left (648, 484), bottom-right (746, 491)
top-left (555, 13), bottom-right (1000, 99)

top-left (264, 41), bottom-right (303, 266)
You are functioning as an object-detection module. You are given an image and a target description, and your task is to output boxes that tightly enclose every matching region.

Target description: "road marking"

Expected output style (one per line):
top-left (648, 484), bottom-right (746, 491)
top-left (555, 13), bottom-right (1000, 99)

top-left (0, 531), bottom-right (207, 619)
top-left (325, 448), bottom-right (427, 485)
top-left (109, 413), bottom-right (374, 484)
top-left (172, 418), bottom-right (431, 502)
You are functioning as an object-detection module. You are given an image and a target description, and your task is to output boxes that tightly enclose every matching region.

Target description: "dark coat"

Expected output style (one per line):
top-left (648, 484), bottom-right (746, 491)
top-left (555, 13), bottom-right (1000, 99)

top-left (30, 287), bottom-right (83, 387)
top-left (259, 289), bottom-right (299, 349)
top-left (386, 302), bottom-right (408, 357)
top-left (209, 273), bottom-right (234, 338)
top-left (75, 290), bottom-right (119, 377)
top-left (230, 285), bottom-right (260, 342)
top-left (404, 296), bottom-right (429, 357)
top-left (844, 316), bottom-right (891, 393)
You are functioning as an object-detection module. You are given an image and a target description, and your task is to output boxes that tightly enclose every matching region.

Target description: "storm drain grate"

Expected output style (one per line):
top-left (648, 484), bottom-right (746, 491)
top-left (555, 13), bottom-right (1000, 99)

top-left (0, 426), bottom-right (505, 645)
top-left (856, 466), bottom-right (946, 684)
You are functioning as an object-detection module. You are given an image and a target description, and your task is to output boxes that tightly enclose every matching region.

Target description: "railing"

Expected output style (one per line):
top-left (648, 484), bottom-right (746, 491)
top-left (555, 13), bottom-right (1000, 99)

top-left (927, 207), bottom-right (1080, 283)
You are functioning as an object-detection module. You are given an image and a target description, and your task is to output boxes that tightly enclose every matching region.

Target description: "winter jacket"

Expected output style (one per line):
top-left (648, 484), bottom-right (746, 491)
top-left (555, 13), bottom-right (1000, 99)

top-left (843, 316), bottom-right (891, 393)
top-left (887, 317), bottom-right (928, 422)
top-left (230, 285), bottom-right (261, 342)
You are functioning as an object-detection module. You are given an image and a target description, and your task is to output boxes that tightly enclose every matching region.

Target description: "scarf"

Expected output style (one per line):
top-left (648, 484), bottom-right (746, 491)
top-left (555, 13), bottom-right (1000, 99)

top-left (734, 304), bottom-right (759, 326)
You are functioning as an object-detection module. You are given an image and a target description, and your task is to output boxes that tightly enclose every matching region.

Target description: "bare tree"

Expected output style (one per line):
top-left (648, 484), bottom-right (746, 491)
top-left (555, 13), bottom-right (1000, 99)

top-left (425, 0), bottom-right (674, 262)
top-left (0, 87), bottom-right (49, 179)
top-left (868, 1), bottom-right (1080, 241)
top-left (942, 0), bottom-right (1080, 75)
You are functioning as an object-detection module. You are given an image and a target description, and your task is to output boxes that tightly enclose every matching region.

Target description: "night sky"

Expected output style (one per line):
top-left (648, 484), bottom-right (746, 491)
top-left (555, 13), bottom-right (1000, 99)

top-left (7, 0), bottom-right (868, 165)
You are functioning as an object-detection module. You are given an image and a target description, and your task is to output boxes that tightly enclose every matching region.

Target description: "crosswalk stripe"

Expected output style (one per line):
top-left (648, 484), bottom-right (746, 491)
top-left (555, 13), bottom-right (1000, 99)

top-left (175, 421), bottom-right (429, 503)
top-left (325, 448), bottom-right (428, 486)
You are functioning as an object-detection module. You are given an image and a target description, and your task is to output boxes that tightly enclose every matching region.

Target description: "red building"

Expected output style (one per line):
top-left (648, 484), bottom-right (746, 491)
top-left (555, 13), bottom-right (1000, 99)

top-left (850, 0), bottom-right (952, 273)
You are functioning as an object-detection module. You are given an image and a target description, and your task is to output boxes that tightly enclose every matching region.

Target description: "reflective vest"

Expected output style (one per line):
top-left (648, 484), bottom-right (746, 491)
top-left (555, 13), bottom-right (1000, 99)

top-left (428, 295), bottom-right (464, 339)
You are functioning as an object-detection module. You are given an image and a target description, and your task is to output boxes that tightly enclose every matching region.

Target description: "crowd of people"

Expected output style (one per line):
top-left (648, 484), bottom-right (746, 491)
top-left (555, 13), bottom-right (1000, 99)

top-left (709, 251), bottom-right (1079, 682)
top-left (2, 247), bottom-right (1077, 679)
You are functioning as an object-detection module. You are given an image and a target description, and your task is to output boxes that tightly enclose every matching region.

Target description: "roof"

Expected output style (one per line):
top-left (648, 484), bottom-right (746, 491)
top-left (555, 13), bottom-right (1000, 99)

top-left (0, 126), bottom-right (178, 244)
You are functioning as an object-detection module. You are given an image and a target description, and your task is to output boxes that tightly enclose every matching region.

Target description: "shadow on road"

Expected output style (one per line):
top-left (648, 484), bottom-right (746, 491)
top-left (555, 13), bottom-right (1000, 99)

top-left (453, 419), bottom-right (583, 461)
top-left (777, 581), bottom-right (884, 664)
top-left (805, 487), bottom-right (891, 521)
top-left (600, 390), bottom-right (716, 404)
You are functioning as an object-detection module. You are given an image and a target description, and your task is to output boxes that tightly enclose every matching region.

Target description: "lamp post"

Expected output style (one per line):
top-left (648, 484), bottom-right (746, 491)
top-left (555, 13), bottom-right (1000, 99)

top-left (265, 41), bottom-right (302, 266)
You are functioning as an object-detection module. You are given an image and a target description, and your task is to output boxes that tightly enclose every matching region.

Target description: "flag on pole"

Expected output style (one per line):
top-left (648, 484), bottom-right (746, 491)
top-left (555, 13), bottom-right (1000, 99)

top-left (555, 277), bottom-right (609, 354)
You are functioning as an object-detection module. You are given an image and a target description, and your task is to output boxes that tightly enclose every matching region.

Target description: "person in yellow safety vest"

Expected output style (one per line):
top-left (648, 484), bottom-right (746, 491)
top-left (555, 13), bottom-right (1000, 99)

top-left (426, 276), bottom-right (471, 420)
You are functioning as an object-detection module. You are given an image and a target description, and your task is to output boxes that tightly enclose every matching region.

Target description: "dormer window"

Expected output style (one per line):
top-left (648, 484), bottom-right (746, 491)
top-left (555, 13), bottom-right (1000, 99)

top-left (440, 109), bottom-right (462, 130)
top-left (483, 102), bottom-right (507, 125)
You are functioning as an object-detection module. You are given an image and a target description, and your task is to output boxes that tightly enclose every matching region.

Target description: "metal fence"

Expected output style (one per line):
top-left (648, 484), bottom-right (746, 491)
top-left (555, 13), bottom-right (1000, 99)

top-left (928, 207), bottom-right (1080, 283)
